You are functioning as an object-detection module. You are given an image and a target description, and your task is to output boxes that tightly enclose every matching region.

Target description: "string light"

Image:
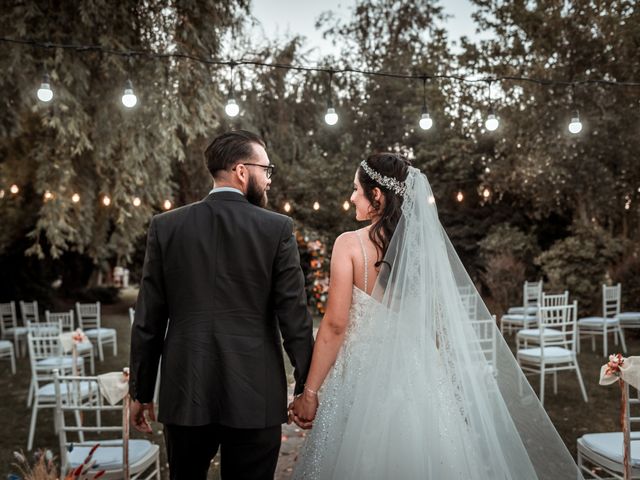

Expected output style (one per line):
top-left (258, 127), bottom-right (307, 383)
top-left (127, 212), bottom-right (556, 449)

top-left (10, 184), bottom-right (19, 194)
top-left (102, 195), bottom-right (111, 206)
top-left (324, 71), bottom-right (338, 126)
top-left (121, 79), bottom-right (137, 108)
top-left (568, 110), bottom-right (583, 134)
top-left (36, 72), bottom-right (53, 102)
top-left (163, 199), bottom-right (172, 210)
top-left (342, 200), bottom-right (350, 211)
top-left (132, 196), bottom-right (141, 207)
top-left (485, 79), bottom-right (499, 132)
top-left (43, 190), bottom-right (53, 201)
top-left (456, 191), bottom-right (464, 202)
top-left (0, 190), bottom-right (4, 199)
top-left (419, 77), bottom-right (433, 130)
top-left (482, 188), bottom-right (491, 198)
top-left (225, 62), bottom-right (240, 117)
top-left (313, 201), bottom-right (320, 210)
top-left (71, 193), bottom-right (80, 203)
top-left (283, 201), bottom-right (291, 213)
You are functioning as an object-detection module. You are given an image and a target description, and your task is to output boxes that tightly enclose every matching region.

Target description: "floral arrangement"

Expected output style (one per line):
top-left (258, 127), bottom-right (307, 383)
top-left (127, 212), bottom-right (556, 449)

top-left (296, 231), bottom-right (330, 316)
top-left (71, 328), bottom-right (88, 344)
top-left (10, 445), bottom-right (105, 480)
top-left (605, 353), bottom-right (625, 377)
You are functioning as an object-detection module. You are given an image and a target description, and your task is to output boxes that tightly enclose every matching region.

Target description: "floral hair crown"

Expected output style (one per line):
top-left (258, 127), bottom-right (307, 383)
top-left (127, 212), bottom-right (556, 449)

top-left (360, 160), bottom-right (407, 197)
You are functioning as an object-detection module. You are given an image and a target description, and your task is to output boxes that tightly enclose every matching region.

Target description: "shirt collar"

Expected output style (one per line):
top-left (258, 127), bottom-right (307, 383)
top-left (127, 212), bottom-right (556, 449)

top-left (210, 187), bottom-right (244, 196)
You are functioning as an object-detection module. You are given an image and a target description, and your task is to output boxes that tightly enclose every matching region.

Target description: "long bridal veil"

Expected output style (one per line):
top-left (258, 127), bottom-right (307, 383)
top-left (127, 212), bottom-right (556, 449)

top-left (327, 167), bottom-right (581, 479)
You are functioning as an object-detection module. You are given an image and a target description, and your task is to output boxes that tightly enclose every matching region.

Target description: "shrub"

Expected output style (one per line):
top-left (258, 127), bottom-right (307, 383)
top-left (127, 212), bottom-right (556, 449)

top-left (481, 253), bottom-right (526, 317)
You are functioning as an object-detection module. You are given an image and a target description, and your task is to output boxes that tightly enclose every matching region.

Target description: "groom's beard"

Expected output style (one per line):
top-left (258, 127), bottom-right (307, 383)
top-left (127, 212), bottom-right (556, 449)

top-left (246, 175), bottom-right (268, 208)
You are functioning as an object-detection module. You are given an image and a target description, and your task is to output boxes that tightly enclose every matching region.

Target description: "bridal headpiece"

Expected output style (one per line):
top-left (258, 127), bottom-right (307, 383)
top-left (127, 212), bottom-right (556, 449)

top-left (360, 160), bottom-right (407, 197)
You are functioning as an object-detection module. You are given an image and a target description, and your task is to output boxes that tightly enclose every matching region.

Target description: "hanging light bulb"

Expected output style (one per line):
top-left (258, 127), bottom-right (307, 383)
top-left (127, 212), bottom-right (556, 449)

top-left (325, 107), bottom-right (338, 126)
top-left (71, 193), bottom-right (80, 203)
top-left (0, 190), bottom-right (5, 199)
top-left (568, 110), bottom-right (583, 134)
top-left (343, 200), bottom-right (350, 211)
top-left (482, 188), bottom-right (491, 199)
top-left (313, 201), bottom-right (320, 211)
top-left (284, 202), bottom-right (291, 213)
top-left (121, 80), bottom-right (137, 108)
top-left (102, 195), bottom-right (111, 206)
top-left (456, 191), bottom-right (464, 202)
top-left (163, 199), bottom-right (172, 210)
top-left (43, 190), bottom-right (54, 201)
top-left (37, 73), bottom-right (53, 102)
top-left (10, 184), bottom-right (19, 194)
top-left (324, 71), bottom-right (338, 125)
top-left (485, 109), bottom-right (499, 131)
top-left (484, 79), bottom-right (499, 132)
top-left (132, 197), bottom-right (141, 207)
top-left (225, 62), bottom-right (240, 117)
top-left (225, 98), bottom-right (240, 117)
top-left (419, 77), bottom-right (433, 130)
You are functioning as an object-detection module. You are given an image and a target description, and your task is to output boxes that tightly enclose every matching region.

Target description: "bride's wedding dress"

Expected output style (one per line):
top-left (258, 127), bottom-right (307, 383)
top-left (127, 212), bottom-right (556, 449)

top-left (293, 168), bottom-right (582, 479)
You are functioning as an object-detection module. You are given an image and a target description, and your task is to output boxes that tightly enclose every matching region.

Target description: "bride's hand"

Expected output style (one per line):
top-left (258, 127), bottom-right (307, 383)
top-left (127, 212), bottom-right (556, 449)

top-left (291, 391), bottom-right (318, 429)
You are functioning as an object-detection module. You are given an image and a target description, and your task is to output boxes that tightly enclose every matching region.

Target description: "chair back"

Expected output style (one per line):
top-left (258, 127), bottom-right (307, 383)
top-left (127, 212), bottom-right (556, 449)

top-left (27, 327), bottom-right (63, 361)
top-left (542, 291), bottom-right (570, 307)
top-left (53, 371), bottom-right (123, 474)
top-left (524, 280), bottom-right (543, 307)
top-left (27, 320), bottom-right (62, 338)
top-left (459, 287), bottom-right (478, 322)
top-left (75, 302), bottom-right (101, 330)
top-left (46, 310), bottom-right (74, 332)
top-left (20, 300), bottom-right (39, 324)
top-left (539, 301), bottom-right (578, 351)
top-left (0, 301), bottom-right (17, 336)
top-left (470, 314), bottom-right (497, 370)
top-left (603, 283), bottom-right (621, 319)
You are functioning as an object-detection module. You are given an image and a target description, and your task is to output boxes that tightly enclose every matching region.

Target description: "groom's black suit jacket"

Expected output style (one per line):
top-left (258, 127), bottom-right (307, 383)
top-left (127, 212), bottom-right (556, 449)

top-left (130, 191), bottom-right (314, 428)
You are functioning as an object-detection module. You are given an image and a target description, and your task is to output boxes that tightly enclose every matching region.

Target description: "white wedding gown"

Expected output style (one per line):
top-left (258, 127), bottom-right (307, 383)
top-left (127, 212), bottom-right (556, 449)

top-left (292, 168), bottom-right (581, 479)
top-left (293, 231), bottom-right (487, 479)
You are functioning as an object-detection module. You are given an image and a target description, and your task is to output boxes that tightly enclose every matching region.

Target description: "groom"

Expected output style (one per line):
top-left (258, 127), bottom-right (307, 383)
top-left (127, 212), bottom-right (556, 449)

top-left (130, 130), bottom-right (314, 479)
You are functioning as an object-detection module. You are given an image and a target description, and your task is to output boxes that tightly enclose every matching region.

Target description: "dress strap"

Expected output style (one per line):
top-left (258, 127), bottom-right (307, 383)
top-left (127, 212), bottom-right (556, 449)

top-left (355, 230), bottom-right (368, 293)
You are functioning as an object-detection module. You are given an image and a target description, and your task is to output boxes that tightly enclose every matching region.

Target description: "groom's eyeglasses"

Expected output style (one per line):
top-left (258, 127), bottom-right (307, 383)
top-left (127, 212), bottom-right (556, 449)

top-left (232, 163), bottom-right (275, 179)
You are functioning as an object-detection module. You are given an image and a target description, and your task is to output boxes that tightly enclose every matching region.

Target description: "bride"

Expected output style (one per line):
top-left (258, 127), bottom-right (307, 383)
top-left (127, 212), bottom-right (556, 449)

top-left (289, 153), bottom-right (581, 479)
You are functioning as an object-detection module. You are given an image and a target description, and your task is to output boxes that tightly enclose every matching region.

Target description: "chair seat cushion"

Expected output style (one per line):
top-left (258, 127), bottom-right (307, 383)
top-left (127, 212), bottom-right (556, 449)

top-left (76, 342), bottom-right (93, 353)
top-left (37, 380), bottom-right (96, 398)
top-left (502, 314), bottom-right (538, 324)
top-left (68, 439), bottom-right (158, 470)
top-left (508, 306), bottom-right (538, 315)
top-left (0, 340), bottom-right (14, 351)
top-left (517, 328), bottom-right (563, 340)
top-left (578, 316), bottom-right (619, 326)
top-left (580, 432), bottom-right (640, 468)
top-left (4, 327), bottom-right (27, 336)
top-left (84, 328), bottom-right (116, 338)
top-left (518, 346), bottom-right (575, 363)
top-left (36, 356), bottom-right (84, 368)
top-left (618, 312), bottom-right (640, 322)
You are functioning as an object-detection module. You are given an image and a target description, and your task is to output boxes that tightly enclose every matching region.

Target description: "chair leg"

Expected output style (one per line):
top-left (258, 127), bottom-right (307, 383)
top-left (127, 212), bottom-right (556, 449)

top-left (553, 371), bottom-right (558, 395)
top-left (10, 348), bottom-right (16, 375)
top-left (576, 331), bottom-right (581, 353)
top-left (540, 366), bottom-right (545, 407)
top-left (113, 336), bottom-right (117, 356)
top-left (603, 328), bottom-right (608, 358)
top-left (591, 334), bottom-right (596, 352)
top-left (27, 377), bottom-right (34, 407)
top-left (574, 361), bottom-right (589, 402)
top-left (618, 326), bottom-right (628, 353)
top-left (27, 400), bottom-right (38, 450)
top-left (97, 340), bottom-right (104, 362)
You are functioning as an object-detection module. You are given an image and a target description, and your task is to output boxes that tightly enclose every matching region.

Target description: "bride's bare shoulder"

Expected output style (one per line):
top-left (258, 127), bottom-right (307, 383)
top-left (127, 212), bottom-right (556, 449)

top-left (333, 230), bottom-right (363, 256)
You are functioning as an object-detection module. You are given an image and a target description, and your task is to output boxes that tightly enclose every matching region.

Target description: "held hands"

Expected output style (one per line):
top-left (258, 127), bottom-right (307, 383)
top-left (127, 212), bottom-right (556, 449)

top-left (131, 400), bottom-right (156, 434)
top-left (287, 387), bottom-right (319, 430)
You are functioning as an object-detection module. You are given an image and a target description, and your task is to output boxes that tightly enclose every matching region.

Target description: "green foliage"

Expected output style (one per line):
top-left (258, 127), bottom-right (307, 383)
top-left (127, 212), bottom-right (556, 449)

top-left (479, 223), bottom-right (540, 266)
top-left (535, 223), bottom-right (626, 314)
top-left (481, 253), bottom-right (526, 316)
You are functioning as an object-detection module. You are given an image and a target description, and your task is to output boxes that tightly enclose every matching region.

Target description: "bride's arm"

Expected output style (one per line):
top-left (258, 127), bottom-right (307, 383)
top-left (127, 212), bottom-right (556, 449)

top-left (292, 233), bottom-right (354, 425)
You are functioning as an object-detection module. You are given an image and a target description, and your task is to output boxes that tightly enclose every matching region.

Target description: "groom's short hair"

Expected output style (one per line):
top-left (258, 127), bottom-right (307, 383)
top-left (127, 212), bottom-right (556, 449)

top-left (205, 130), bottom-right (266, 178)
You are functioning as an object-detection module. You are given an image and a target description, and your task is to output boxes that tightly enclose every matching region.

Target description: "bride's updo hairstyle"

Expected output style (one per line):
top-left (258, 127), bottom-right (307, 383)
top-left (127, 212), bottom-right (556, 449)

top-left (357, 152), bottom-right (411, 267)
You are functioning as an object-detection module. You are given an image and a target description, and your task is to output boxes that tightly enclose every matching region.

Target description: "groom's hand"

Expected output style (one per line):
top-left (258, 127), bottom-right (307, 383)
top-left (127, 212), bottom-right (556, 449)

top-left (290, 391), bottom-right (318, 430)
top-left (131, 399), bottom-right (156, 434)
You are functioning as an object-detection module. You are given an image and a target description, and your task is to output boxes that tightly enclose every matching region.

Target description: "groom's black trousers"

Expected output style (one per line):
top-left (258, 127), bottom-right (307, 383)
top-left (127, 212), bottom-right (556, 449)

top-left (164, 423), bottom-right (281, 480)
